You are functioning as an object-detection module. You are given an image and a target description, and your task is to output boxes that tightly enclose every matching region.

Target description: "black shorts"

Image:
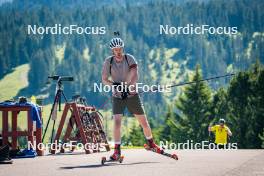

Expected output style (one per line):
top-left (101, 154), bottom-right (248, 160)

top-left (112, 94), bottom-right (145, 115)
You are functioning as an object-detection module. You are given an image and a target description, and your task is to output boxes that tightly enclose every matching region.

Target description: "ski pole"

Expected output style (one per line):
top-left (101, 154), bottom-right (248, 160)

top-left (138, 73), bottom-right (235, 94)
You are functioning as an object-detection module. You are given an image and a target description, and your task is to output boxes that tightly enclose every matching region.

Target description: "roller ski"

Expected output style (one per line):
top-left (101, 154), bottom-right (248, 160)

top-left (101, 153), bottom-right (124, 165)
top-left (101, 145), bottom-right (124, 165)
top-left (144, 143), bottom-right (178, 160)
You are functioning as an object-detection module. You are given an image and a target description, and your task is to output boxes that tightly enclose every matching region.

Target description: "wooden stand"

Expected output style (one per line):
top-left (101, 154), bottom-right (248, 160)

top-left (0, 105), bottom-right (44, 156)
top-left (50, 102), bottom-right (110, 154)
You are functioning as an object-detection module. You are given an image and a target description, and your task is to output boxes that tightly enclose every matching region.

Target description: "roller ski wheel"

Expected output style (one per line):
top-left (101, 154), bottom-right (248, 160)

top-left (144, 143), bottom-right (178, 160)
top-left (101, 156), bottom-right (107, 165)
top-left (171, 153), bottom-right (179, 160)
top-left (119, 155), bottom-right (124, 163)
top-left (101, 155), bottom-right (124, 165)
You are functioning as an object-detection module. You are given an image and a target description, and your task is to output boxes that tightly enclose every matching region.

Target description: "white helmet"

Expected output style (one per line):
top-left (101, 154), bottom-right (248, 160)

top-left (109, 38), bottom-right (124, 49)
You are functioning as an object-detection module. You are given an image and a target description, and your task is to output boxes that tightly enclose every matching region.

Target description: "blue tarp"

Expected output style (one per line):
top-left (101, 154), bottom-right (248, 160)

top-left (0, 102), bottom-right (42, 128)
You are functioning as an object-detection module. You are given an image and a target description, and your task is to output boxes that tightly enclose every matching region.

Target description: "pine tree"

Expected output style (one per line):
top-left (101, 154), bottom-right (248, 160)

top-left (228, 60), bottom-right (264, 148)
top-left (28, 50), bottom-right (48, 92)
top-left (174, 64), bottom-right (212, 143)
top-left (128, 122), bottom-right (145, 146)
top-left (259, 129), bottom-right (264, 149)
top-left (211, 88), bottom-right (230, 123)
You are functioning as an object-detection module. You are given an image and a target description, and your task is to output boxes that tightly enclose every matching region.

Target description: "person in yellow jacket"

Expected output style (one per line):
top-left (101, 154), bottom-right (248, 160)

top-left (208, 119), bottom-right (232, 149)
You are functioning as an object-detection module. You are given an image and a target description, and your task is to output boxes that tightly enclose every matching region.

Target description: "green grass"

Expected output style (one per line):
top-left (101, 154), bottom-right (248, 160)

top-left (0, 64), bottom-right (30, 101)
top-left (40, 106), bottom-right (140, 144)
top-left (0, 101), bottom-right (139, 145)
top-left (0, 64), bottom-right (30, 135)
top-left (0, 63), bottom-right (146, 146)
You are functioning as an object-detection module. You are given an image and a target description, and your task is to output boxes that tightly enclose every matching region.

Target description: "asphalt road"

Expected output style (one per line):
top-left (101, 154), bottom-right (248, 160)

top-left (0, 149), bottom-right (264, 176)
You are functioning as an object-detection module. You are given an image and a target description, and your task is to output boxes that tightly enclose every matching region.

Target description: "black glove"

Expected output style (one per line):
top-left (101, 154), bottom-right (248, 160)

top-left (121, 87), bottom-right (130, 100)
top-left (113, 82), bottom-right (130, 99)
top-left (121, 92), bottom-right (128, 100)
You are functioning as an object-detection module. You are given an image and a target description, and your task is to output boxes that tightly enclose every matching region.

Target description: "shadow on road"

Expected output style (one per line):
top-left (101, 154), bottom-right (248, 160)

top-left (60, 161), bottom-right (160, 169)
top-left (45, 151), bottom-right (108, 157)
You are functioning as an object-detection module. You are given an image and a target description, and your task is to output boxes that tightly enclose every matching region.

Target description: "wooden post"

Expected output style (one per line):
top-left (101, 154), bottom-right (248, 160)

top-left (0, 105), bottom-right (43, 156)
top-left (50, 103), bottom-right (70, 154)
top-left (27, 110), bottom-right (33, 144)
top-left (2, 111), bottom-right (8, 145)
top-left (11, 111), bottom-right (18, 150)
top-left (36, 110), bottom-right (44, 156)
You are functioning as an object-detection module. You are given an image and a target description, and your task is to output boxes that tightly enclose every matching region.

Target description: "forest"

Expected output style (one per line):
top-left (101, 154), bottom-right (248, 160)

top-left (0, 0), bottom-right (263, 148)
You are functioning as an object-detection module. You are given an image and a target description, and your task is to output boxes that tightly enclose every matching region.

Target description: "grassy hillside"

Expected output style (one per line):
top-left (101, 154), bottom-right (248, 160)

top-left (0, 63), bottom-right (139, 146)
top-left (0, 64), bottom-right (29, 101)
